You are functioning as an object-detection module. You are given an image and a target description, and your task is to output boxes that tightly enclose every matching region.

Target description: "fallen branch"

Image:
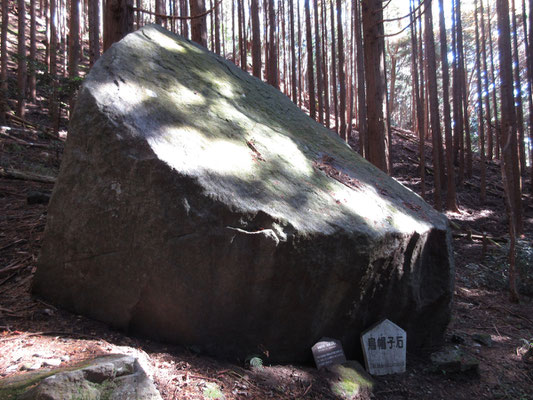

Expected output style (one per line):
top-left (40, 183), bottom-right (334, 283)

top-left (0, 167), bottom-right (56, 184)
top-left (452, 232), bottom-right (505, 247)
top-left (1, 130), bottom-right (52, 149)
top-left (6, 113), bottom-right (63, 141)
top-left (0, 239), bottom-right (26, 252)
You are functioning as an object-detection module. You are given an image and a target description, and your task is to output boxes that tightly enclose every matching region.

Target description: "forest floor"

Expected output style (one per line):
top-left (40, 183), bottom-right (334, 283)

top-left (1, 111), bottom-right (533, 399)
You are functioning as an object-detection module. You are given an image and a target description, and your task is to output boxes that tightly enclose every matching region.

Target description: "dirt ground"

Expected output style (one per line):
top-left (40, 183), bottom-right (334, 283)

top-left (1, 120), bottom-right (532, 399)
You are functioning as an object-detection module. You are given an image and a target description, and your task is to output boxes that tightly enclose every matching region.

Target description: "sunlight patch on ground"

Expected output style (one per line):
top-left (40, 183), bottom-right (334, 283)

top-left (446, 208), bottom-right (494, 223)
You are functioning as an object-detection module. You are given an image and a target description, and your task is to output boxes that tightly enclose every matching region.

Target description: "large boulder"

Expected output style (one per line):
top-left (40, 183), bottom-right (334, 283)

top-left (33, 25), bottom-right (454, 363)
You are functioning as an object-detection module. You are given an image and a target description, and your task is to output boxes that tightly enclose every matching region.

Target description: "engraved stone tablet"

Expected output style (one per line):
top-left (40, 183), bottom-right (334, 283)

top-left (312, 337), bottom-right (347, 369)
top-left (361, 319), bottom-right (406, 375)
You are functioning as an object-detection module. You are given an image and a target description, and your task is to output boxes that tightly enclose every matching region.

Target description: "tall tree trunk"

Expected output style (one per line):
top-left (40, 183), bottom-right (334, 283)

top-left (321, 0), bottom-right (329, 127)
top-left (88, 0), bottom-right (100, 65)
top-left (355, 0), bottom-right (366, 156)
top-left (456, 0), bottom-right (471, 180)
top-left (410, 0), bottom-right (425, 198)
top-left (475, 0), bottom-right (486, 203)
top-left (487, 1), bottom-right (500, 159)
top-left (452, 0), bottom-right (464, 186)
top-left (69, 0), bottom-right (80, 111)
top-left (251, 0), bottom-right (261, 77)
top-left (424, 0), bottom-right (442, 210)
top-left (496, 0), bottom-right (523, 236)
top-left (103, 0), bottom-right (133, 51)
top-left (336, 0), bottom-right (346, 141)
top-left (525, 0), bottom-right (533, 192)
top-left (479, 0), bottom-right (493, 165)
top-left (214, 0), bottom-right (220, 54)
top-left (17, 0), bottom-right (27, 118)
top-left (346, 0), bottom-right (354, 139)
top-left (29, 0), bottom-right (37, 102)
top-left (297, 0), bottom-right (302, 106)
top-left (49, 0), bottom-right (60, 133)
top-left (438, 0), bottom-right (457, 210)
top-left (362, 0), bottom-right (388, 172)
top-left (155, 0), bottom-right (163, 24)
top-left (181, 0), bottom-right (189, 39)
top-left (1, 0), bottom-right (8, 93)
top-left (496, 0), bottom-right (520, 301)
top-left (190, 0), bottom-right (207, 47)
top-left (289, 0), bottom-right (297, 103)
top-left (281, 0), bottom-right (287, 94)
top-left (238, 0), bottom-right (246, 70)
top-left (313, 0), bottom-right (323, 124)
top-left (232, 0), bottom-right (236, 63)
top-left (305, 0), bottom-right (315, 118)
top-left (511, 0), bottom-right (526, 177)
top-left (0, 0), bottom-right (8, 122)
top-left (268, 0), bottom-right (278, 87)
top-left (330, 0), bottom-right (338, 133)
top-left (388, 43), bottom-right (398, 123)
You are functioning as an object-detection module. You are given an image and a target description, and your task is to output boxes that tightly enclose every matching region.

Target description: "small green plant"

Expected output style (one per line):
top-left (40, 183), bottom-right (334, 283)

top-left (202, 382), bottom-right (225, 399)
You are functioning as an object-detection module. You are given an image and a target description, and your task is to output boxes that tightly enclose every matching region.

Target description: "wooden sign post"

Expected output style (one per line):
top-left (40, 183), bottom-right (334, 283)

top-left (361, 319), bottom-right (406, 375)
top-left (312, 338), bottom-right (346, 369)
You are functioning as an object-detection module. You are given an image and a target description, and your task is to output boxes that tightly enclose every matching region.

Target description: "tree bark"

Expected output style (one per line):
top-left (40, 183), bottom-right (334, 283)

top-left (1, 0), bottom-right (8, 94)
top-left (511, 0), bottom-right (526, 177)
top-left (103, 0), bottom-right (133, 51)
top-left (29, 0), bottom-right (37, 101)
top-left (305, 0), bottom-right (315, 118)
top-left (180, 0), bottom-right (189, 38)
top-left (49, 0), bottom-right (60, 133)
top-left (88, 0), bottom-right (100, 65)
top-left (336, 0), bottom-right (346, 141)
top-left (438, 0), bottom-right (457, 210)
top-left (267, 0), bottom-right (278, 87)
top-left (330, 0), bottom-right (338, 133)
top-left (474, 0), bottom-right (486, 204)
top-left (289, 0), bottom-right (297, 103)
top-left (479, 0), bottom-right (493, 165)
top-left (525, 0), bottom-right (533, 192)
top-left (238, 0), bottom-right (246, 70)
top-left (410, 0), bottom-right (425, 198)
top-left (487, 1), bottom-right (500, 159)
top-left (320, 0), bottom-right (329, 127)
top-left (190, 0), bottom-right (207, 47)
top-left (355, 0), bottom-right (366, 156)
top-left (452, 0), bottom-right (464, 186)
top-left (362, 0), bottom-right (388, 172)
top-left (17, 0), bottom-right (27, 118)
top-left (214, 0), bottom-right (220, 54)
top-left (496, 0), bottom-right (523, 238)
top-left (251, 0), bottom-right (260, 77)
top-left (69, 0), bottom-right (80, 110)
top-left (313, 0), bottom-right (323, 124)
top-left (424, 0), bottom-right (442, 210)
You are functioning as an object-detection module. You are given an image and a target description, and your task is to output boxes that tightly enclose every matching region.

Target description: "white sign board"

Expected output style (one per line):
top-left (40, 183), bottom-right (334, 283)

top-left (361, 319), bottom-right (406, 375)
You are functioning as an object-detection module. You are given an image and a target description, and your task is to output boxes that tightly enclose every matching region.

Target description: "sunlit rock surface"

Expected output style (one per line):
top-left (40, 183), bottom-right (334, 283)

top-left (34, 25), bottom-right (454, 363)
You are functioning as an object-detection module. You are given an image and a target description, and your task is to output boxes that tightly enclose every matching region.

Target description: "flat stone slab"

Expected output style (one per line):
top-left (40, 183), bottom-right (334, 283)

top-left (0, 354), bottom-right (161, 400)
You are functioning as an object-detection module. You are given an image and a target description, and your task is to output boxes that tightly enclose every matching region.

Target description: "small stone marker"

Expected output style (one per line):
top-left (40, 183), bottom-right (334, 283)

top-left (361, 319), bottom-right (406, 376)
top-left (312, 337), bottom-right (347, 369)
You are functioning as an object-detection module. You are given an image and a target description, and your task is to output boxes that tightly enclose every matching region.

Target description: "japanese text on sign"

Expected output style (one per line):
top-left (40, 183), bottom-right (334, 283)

top-left (366, 336), bottom-right (404, 350)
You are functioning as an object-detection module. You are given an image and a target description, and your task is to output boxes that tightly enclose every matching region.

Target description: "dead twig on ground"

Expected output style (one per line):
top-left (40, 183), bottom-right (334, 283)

top-left (0, 167), bottom-right (56, 184)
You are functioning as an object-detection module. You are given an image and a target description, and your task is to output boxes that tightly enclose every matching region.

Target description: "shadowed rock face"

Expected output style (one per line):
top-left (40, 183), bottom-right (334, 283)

top-left (33, 25), bottom-right (454, 363)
